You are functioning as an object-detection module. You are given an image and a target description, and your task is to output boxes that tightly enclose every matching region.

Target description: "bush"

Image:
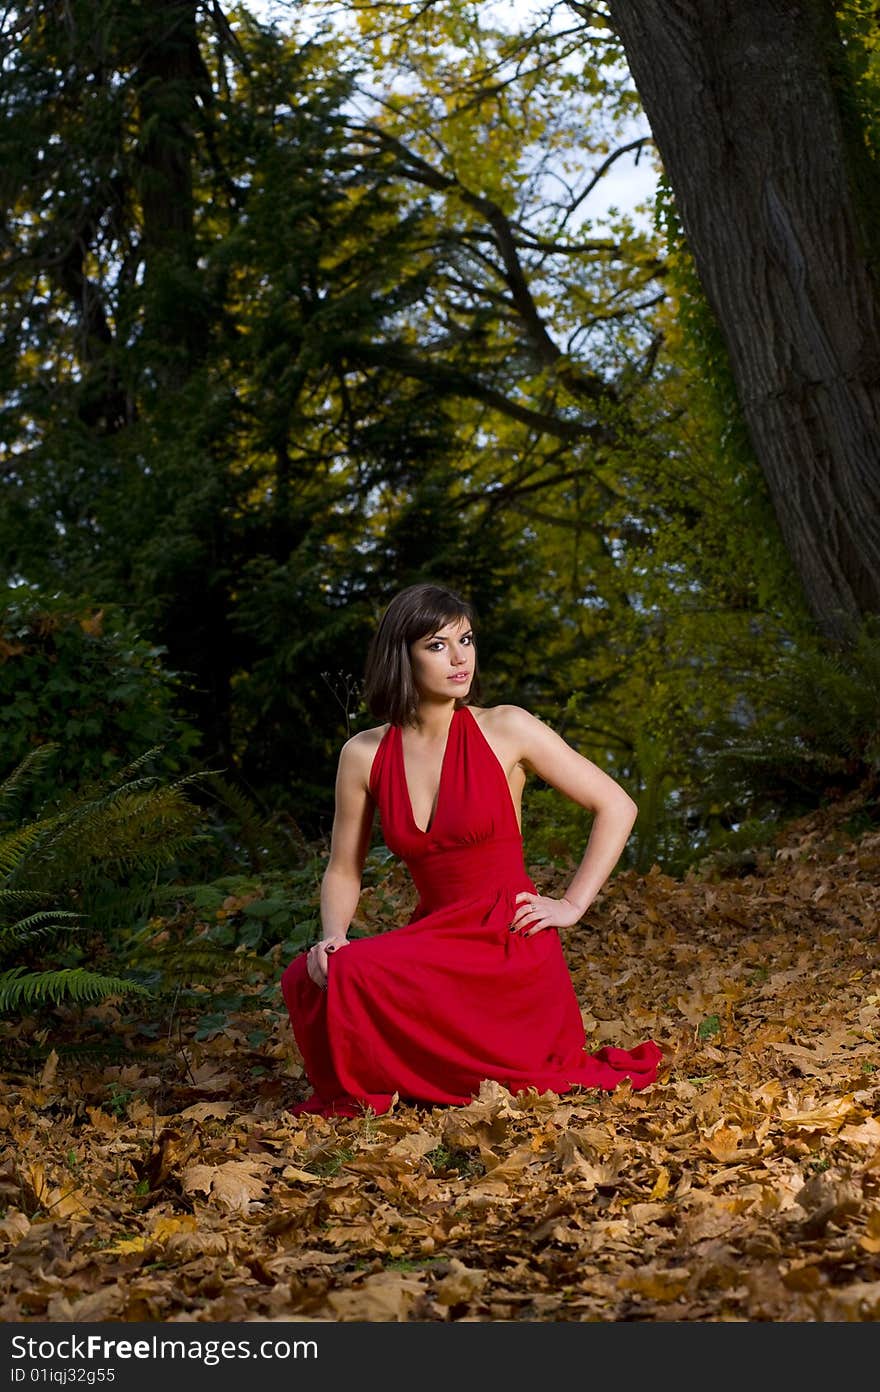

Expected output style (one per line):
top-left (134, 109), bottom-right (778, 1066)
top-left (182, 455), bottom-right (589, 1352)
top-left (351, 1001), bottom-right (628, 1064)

top-left (0, 742), bottom-right (211, 1018)
top-left (0, 584), bottom-right (202, 822)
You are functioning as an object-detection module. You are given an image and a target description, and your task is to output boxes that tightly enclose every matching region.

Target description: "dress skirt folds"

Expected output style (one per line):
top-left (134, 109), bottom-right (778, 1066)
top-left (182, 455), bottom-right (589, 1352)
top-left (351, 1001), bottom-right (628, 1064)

top-left (281, 705), bottom-right (663, 1117)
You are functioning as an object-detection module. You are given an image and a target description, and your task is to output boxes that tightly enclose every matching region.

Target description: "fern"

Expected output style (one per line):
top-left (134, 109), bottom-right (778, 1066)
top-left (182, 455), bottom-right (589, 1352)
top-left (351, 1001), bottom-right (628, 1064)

top-left (0, 908), bottom-right (83, 952)
top-left (6, 777), bottom-right (213, 897)
top-left (0, 967), bottom-right (151, 1012)
top-left (0, 820), bottom-right (61, 879)
top-left (97, 744), bottom-right (167, 791)
top-left (0, 743), bottom-right (59, 818)
top-left (0, 888), bottom-right (56, 908)
top-left (204, 772), bottom-right (301, 868)
top-left (129, 939), bottom-right (270, 986)
top-left (0, 742), bottom-right (216, 1020)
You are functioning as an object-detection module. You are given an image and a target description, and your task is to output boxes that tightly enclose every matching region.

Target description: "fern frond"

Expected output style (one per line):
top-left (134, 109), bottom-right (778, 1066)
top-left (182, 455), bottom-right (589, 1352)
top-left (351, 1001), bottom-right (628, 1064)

top-left (0, 888), bottom-right (54, 909)
top-left (0, 819), bottom-right (66, 879)
top-left (0, 743), bottom-right (60, 817)
top-left (0, 909), bottom-right (83, 951)
top-left (205, 773), bottom-right (292, 865)
top-left (0, 966), bottom-right (151, 1013)
top-left (103, 744), bottom-right (167, 789)
top-left (166, 769), bottom-right (222, 797)
top-left (7, 786), bottom-right (206, 890)
top-left (130, 942), bottom-right (268, 981)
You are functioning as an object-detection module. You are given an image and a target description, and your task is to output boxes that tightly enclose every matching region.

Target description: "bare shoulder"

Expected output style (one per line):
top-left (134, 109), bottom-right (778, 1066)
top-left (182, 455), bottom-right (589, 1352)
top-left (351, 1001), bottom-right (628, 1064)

top-left (474, 701), bottom-right (586, 767)
top-left (474, 703), bottom-right (635, 811)
top-left (344, 723), bottom-right (390, 751)
top-left (468, 703), bottom-right (549, 768)
top-left (470, 703), bottom-right (545, 737)
top-left (338, 724), bottom-right (390, 783)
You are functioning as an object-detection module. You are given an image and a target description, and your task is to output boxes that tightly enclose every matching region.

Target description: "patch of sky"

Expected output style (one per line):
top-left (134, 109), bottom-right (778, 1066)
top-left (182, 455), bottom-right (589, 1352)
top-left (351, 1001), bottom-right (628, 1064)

top-left (245, 0), bottom-right (659, 231)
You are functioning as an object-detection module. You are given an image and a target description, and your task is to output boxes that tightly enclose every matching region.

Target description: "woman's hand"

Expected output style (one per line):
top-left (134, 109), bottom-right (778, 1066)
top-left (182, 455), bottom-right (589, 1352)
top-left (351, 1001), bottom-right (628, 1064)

top-left (510, 891), bottom-right (585, 936)
top-left (306, 936), bottom-right (350, 989)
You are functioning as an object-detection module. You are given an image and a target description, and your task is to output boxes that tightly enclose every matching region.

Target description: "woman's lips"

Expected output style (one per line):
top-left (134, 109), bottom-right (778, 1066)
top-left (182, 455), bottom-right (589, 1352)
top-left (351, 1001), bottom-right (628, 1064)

top-left (448, 672), bottom-right (471, 681)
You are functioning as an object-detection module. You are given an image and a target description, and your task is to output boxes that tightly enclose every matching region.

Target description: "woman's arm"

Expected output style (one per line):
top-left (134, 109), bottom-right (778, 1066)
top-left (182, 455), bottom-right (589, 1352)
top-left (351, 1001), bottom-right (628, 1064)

top-left (306, 734), bottom-right (376, 987)
top-left (501, 706), bottom-right (638, 936)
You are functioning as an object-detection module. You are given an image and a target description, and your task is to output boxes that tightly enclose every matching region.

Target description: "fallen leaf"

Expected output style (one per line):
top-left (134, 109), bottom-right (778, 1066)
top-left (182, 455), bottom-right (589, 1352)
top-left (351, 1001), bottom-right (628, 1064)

top-left (433, 1259), bottom-right (487, 1306)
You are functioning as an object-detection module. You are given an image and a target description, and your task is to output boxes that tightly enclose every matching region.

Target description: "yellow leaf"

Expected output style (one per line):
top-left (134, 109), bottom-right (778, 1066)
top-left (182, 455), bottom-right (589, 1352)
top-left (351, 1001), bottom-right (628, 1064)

top-left (109, 1233), bottom-right (149, 1255)
top-left (780, 1095), bottom-right (862, 1133)
top-left (649, 1167), bottom-right (671, 1200)
top-left (151, 1215), bottom-right (198, 1243)
top-left (85, 1106), bottom-right (119, 1134)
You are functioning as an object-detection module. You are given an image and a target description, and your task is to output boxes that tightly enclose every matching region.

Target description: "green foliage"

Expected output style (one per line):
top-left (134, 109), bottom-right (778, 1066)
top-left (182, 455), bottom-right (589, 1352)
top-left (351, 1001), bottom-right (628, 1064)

top-left (0, 739), bottom-right (213, 1017)
top-left (196, 773), bottom-right (307, 872)
top-left (701, 613), bottom-right (880, 805)
top-left (3, 0), bottom-right (876, 880)
top-left (151, 862), bottom-right (323, 952)
top-left (0, 967), bottom-right (148, 1015)
top-left (0, 0), bottom-right (670, 841)
top-left (0, 585), bottom-right (202, 823)
top-left (425, 1145), bottom-right (485, 1179)
top-left (834, 1), bottom-right (880, 274)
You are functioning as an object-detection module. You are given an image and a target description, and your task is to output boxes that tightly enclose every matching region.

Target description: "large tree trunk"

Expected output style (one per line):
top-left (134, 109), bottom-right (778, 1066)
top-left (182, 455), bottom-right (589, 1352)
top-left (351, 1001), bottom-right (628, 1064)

top-left (134, 0), bottom-right (207, 381)
top-left (607, 0), bottom-right (880, 643)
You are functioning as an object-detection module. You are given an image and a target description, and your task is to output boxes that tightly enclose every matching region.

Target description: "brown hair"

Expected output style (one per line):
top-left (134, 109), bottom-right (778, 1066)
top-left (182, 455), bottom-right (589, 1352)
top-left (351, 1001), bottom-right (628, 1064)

top-left (363, 583), bottom-right (481, 726)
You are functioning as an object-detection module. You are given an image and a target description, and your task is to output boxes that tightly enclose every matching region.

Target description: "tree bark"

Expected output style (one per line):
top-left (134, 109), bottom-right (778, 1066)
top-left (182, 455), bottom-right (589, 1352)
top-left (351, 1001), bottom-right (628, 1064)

top-left (133, 0), bottom-right (208, 380)
top-left (606, 0), bottom-right (880, 642)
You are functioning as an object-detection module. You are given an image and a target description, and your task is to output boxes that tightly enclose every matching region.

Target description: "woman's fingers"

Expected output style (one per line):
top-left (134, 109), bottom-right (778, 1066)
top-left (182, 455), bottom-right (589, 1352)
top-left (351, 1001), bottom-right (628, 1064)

top-left (510, 895), bottom-right (545, 933)
top-left (306, 943), bottom-right (328, 989)
top-left (307, 937), bottom-right (351, 988)
top-left (511, 892), bottom-right (541, 919)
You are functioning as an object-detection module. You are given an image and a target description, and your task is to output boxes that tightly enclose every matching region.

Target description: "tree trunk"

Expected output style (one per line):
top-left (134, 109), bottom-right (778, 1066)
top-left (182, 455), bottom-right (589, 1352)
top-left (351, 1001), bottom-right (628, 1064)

top-left (134, 0), bottom-right (207, 381)
top-left (607, 0), bottom-right (880, 643)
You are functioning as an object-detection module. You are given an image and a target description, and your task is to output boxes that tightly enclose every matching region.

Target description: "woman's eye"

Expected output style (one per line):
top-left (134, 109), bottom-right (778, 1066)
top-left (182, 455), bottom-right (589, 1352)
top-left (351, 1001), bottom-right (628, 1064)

top-left (426, 635), bottom-right (473, 650)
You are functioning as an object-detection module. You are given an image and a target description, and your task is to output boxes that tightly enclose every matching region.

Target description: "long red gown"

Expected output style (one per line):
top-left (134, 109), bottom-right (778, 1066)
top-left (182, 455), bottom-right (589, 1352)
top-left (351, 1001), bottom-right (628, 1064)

top-left (281, 704), bottom-right (662, 1117)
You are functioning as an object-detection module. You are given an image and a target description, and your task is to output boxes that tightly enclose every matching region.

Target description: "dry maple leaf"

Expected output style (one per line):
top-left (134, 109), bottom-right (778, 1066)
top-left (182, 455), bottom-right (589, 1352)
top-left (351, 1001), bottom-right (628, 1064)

top-left (85, 1105), bottom-right (119, 1135)
top-left (182, 1159), bottom-right (268, 1212)
top-left (180, 1101), bottom-right (237, 1122)
top-left (0, 1211), bottom-right (29, 1246)
top-left (433, 1258), bottom-right (487, 1306)
top-left (164, 1229), bottom-right (229, 1260)
top-left (325, 1271), bottom-right (426, 1321)
top-left (138, 1127), bottom-right (197, 1191)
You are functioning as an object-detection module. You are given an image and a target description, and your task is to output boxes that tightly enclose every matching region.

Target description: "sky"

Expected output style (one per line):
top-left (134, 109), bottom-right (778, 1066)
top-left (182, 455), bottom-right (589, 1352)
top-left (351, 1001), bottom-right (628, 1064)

top-left (242, 0), bottom-right (660, 228)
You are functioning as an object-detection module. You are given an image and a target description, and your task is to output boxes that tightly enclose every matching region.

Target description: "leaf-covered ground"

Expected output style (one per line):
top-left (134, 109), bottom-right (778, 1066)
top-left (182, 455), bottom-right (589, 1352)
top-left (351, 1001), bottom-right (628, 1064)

top-left (2, 788), bottom-right (879, 1322)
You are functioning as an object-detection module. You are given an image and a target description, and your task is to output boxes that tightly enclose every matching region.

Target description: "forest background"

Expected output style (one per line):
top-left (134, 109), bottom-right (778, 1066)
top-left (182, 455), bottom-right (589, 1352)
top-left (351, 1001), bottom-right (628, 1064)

top-left (2, 0), bottom-right (880, 1325)
top-left (1, 0), bottom-right (879, 1043)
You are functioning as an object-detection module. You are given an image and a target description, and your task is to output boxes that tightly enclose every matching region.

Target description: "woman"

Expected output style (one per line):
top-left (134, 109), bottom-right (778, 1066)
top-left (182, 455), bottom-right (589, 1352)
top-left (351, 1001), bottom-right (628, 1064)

top-left (281, 582), bottom-right (662, 1117)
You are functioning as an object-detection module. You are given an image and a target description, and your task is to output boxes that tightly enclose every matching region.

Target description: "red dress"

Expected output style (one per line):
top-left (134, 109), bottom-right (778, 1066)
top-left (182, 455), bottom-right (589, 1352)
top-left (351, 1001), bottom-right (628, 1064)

top-left (281, 704), bottom-right (662, 1117)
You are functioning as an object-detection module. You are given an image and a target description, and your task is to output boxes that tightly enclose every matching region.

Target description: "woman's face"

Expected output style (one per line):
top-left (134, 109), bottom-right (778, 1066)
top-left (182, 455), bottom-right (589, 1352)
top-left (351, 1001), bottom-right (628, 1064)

top-left (409, 615), bottom-right (475, 704)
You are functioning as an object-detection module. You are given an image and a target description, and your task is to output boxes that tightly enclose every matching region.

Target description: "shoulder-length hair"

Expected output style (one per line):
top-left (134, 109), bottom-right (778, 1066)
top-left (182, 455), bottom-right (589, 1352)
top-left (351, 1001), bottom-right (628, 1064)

top-left (363, 583), bottom-right (482, 727)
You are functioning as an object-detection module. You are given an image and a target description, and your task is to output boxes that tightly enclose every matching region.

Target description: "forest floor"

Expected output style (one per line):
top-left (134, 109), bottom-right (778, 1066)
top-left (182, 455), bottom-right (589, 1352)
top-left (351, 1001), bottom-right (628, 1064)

top-left (1, 784), bottom-right (879, 1323)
